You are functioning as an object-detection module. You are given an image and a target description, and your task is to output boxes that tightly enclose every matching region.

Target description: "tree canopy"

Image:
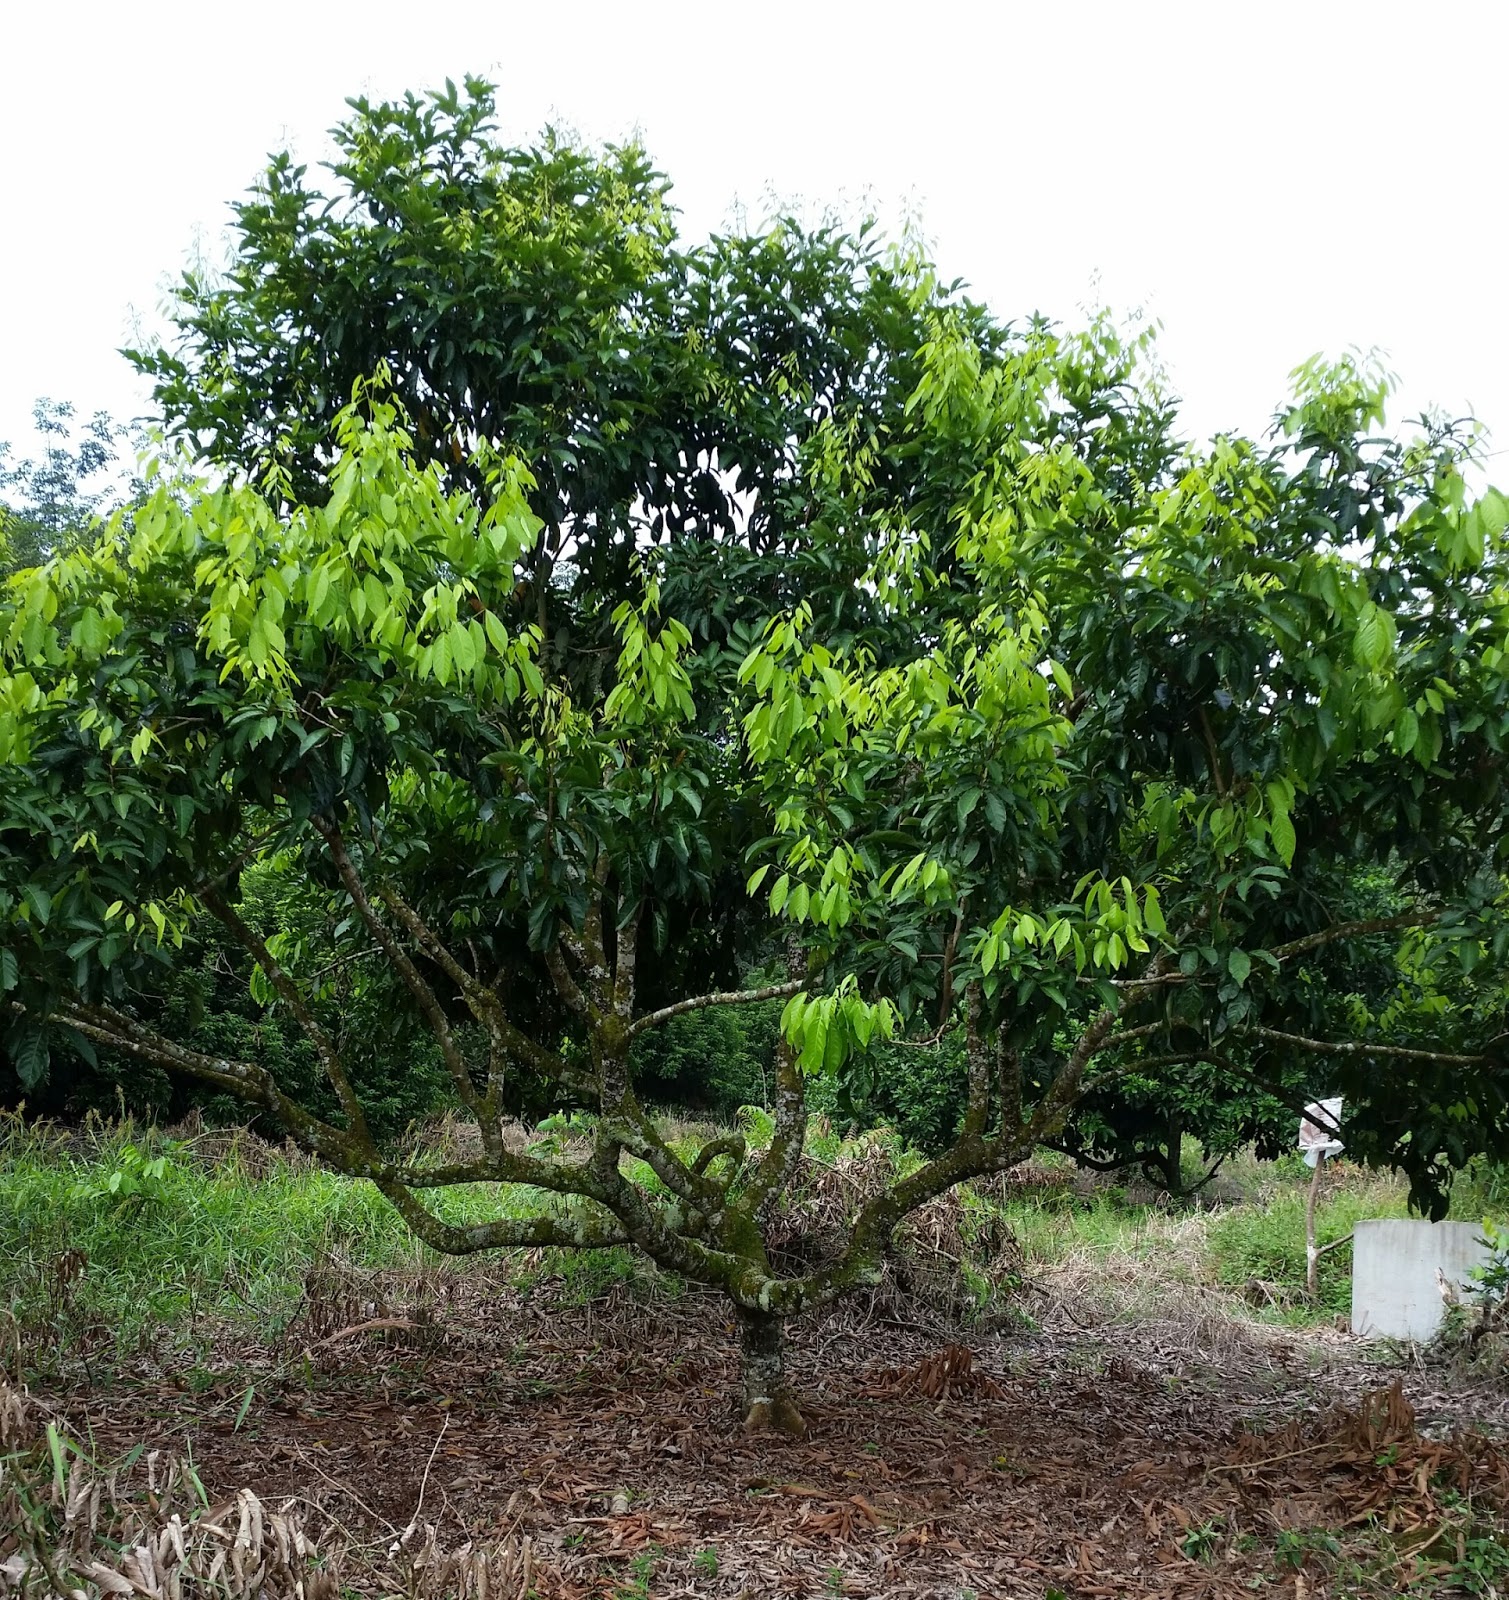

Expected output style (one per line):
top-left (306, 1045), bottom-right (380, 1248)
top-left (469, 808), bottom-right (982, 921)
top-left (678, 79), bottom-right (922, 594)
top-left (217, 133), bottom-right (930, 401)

top-left (126, 77), bottom-right (1005, 674)
top-left (5, 335), bottom-right (1509, 1424)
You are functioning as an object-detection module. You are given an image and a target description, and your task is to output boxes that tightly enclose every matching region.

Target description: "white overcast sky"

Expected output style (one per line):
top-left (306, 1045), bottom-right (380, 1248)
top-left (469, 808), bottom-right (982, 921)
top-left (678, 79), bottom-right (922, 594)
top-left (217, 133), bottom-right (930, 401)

top-left (3, 0), bottom-right (1507, 471)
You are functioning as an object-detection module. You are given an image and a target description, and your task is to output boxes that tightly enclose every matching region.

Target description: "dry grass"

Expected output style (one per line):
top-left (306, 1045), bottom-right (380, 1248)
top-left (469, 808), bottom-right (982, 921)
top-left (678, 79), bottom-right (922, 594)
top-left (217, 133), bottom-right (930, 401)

top-left (0, 1379), bottom-right (543, 1599)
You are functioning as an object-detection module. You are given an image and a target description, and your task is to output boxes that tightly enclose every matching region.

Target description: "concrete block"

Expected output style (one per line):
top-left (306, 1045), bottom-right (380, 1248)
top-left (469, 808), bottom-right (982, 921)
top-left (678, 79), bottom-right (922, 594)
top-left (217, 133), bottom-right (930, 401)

top-left (1351, 1218), bottom-right (1491, 1341)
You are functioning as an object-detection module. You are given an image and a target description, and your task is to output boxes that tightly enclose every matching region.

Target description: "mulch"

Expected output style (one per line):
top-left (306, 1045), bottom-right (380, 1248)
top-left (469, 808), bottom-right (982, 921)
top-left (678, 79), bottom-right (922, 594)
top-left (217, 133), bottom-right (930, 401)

top-left (20, 1274), bottom-right (1509, 1599)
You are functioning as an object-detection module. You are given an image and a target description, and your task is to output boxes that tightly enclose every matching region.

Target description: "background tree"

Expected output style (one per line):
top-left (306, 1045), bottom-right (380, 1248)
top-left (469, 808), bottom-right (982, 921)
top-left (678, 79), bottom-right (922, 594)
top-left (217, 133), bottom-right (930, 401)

top-left (0, 400), bottom-right (140, 576)
top-left (126, 78), bottom-right (1010, 675)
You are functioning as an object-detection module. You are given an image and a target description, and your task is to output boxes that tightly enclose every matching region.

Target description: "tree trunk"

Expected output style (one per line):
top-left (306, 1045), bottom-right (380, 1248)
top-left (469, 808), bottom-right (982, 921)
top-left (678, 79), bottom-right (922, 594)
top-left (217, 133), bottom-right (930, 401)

top-left (736, 1306), bottom-right (806, 1439)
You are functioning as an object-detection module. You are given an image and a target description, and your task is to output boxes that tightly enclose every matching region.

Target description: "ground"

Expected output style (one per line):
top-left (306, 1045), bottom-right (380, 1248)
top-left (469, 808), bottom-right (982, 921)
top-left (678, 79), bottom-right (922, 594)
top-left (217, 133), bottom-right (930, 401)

top-left (5, 1124), bottom-right (1509, 1598)
top-left (13, 1270), bottom-right (1509, 1598)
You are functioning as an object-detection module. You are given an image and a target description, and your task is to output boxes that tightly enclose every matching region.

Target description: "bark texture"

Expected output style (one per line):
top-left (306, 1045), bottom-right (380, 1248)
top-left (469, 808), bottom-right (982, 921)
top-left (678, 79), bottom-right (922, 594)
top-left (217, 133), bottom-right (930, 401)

top-left (737, 1307), bottom-right (806, 1439)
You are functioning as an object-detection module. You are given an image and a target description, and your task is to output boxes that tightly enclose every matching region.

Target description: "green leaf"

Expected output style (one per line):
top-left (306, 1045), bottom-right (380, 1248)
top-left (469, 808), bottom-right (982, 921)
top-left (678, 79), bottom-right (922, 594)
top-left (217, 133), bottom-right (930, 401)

top-left (483, 609), bottom-right (510, 656)
top-left (1353, 602), bottom-right (1396, 672)
top-left (1477, 488), bottom-right (1508, 541)
top-left (1227, 948), bottom-right (1251, 987)
top-left (12, 1027), bottom-right (49, 1089)
top-left (1269, 809), bottom-right (1296, 867)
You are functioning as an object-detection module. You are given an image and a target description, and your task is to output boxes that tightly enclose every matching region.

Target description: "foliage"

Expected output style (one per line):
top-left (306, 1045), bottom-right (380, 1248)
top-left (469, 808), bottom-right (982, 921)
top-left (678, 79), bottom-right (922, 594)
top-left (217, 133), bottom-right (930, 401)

top-left (1468, 1217), bottom-right (1509, 1316)
top-left (731, 332), bottom-right (1509, 1215)
top-left (126, 79), bottom-right (981, 700)
top-left (2, 343), bottom-right (1506, 1406)
top-left (629, 996), bottom-right (780, 1118)
top-left (69, 1137), bottom-right (180, 1212)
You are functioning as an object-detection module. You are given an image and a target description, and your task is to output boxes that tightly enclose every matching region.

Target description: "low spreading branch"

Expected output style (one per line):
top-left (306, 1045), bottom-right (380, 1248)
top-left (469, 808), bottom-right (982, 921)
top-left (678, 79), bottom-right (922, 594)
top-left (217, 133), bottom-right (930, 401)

top-left (628, 979), bottom-right (805, 1038)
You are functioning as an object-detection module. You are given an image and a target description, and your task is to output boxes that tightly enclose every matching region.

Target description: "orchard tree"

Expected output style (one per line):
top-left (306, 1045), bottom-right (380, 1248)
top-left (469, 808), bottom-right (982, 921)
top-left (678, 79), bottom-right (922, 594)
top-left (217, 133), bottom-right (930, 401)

top-left (742, 332), bottom-right (1509, 1214)
top-left (4, 340), bottom-right (1509, 1429)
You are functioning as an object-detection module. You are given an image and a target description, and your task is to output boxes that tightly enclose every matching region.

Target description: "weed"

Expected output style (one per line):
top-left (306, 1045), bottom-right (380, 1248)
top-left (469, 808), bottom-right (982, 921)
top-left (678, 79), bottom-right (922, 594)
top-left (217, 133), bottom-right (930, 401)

top-left (70, 1140), bottom-right (183, 1213)
top-left (1452, 1529), bottom-right (1509, 1594)
top-left (615, 1547), bottom-right (656, 1599)
top-left (692, 1546), bottom-right (718, 1577)
top-left (1274, 1527), bottom-right (1340, 1570)
top-left (1179, 1519), bottom-right (1223, 1563)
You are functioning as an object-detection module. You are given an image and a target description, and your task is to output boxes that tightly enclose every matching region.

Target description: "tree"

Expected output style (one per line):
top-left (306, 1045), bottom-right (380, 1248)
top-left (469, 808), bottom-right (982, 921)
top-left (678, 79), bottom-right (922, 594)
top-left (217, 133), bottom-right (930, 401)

top-left (114, 78), bottom-right (1181, 1144)
top-left (5, 328), bottom-right (1509, 1429)
top-left (0, 400), bottom-right (140, 576)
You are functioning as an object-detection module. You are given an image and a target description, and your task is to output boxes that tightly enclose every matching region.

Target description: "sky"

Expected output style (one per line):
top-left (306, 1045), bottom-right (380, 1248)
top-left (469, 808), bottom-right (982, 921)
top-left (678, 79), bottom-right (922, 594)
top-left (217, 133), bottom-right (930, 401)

top-left (3, 0), bottom-right (1507, 472)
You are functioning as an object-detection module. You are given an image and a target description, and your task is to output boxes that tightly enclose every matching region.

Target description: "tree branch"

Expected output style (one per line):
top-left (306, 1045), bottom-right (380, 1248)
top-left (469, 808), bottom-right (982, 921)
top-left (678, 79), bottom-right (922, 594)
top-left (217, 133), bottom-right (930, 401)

top-left (198, 884), bottom-right (370, 1143)
top-left (376, 886), bottom-right (593, 1107)
top-left (1268, 912), bottom-right (1440, 963)
top-left (628, 979), bottom-right (804, 1038)
top-left (1249, 1024), bottom-right (1486, 1067)
top-left (611, 895), bottom-right (644, 1026)
top-left (691, 1132), bottom-right (746, 1179)
top-left (1098, 1020), bottom-right (1171, 1052)
top-left (1197, 704), bottom-right (1227, 798)
top-left (545, 944), bottom-right (592, 1019)
top-left (962, 981), bottom-right (990, 1138)
top-left (742, 936), bottom-right (811, 1216)
top-left (50, 1002), bottom-right (380, 1175)
top-left (995, 1023), bottom-right (1022, 1140)
top-left (378, 1181), bottom-right (631, 1255)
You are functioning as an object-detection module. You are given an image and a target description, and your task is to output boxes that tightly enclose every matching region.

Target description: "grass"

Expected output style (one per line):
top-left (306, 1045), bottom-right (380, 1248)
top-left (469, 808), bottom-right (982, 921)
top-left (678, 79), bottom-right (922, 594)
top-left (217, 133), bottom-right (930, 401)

top-left (982, 1147), bottom-right (1503, 1324)
top-left (2, 1110), bottom-right (1505, 1385)
top-left (1206, 1172), bottom-right (1401, 1316)
top-left (0, 1113), bottom-right (654, 1377)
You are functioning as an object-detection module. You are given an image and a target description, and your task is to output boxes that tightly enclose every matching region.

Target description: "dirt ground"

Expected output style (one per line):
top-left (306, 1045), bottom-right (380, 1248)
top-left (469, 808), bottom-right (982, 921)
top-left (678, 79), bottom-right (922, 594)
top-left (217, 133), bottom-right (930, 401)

top-left (19, 1268), bottom-right (1509, 1600)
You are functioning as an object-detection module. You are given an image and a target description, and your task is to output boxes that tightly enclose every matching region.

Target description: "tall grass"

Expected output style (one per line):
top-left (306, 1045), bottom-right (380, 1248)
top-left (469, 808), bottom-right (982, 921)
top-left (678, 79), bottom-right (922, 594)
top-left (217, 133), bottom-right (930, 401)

top-left (0, 1114), bottom-right (589, 1376)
